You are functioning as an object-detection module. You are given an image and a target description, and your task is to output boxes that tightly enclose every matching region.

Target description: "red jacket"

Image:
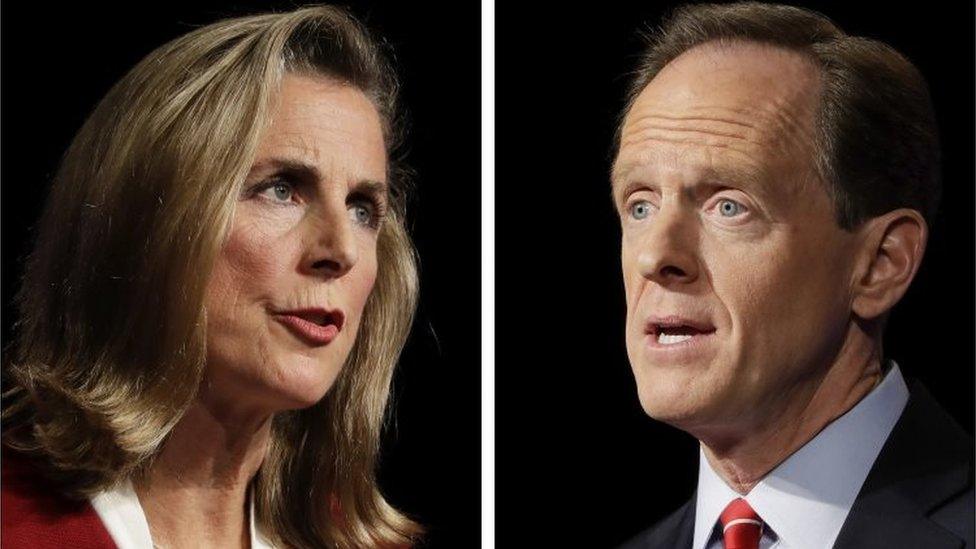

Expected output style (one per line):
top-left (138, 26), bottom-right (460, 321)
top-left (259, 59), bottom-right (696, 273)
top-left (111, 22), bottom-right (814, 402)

top-left (2, 449), bottom-right (414, 548)
top-left (1, 449), bottom-right (117, 548)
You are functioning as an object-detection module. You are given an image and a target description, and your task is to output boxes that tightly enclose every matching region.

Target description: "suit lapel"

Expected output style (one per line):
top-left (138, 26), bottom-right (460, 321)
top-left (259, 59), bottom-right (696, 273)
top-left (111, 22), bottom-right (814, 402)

top-left (672, 495), bottom-right (695, 549)
top-left (621, 493), bottom-right (696, 549)
top-left (833, 381), bottom-right (972, 549)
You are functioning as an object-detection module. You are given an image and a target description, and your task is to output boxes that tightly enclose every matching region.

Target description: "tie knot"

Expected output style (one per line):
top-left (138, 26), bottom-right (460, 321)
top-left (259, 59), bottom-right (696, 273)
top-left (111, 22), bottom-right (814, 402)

top-left (719, 498), bottom-right (763, 549)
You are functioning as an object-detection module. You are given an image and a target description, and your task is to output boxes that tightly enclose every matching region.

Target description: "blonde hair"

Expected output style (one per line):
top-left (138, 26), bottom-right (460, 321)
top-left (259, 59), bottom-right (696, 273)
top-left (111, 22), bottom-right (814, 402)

top-left (2, 6), bottom-right (420, 547)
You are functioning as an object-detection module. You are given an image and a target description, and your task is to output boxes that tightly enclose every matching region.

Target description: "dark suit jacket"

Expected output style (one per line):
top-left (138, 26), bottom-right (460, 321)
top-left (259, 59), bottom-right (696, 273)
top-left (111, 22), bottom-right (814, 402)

top-left (619, 381), bottom-right (974, 549)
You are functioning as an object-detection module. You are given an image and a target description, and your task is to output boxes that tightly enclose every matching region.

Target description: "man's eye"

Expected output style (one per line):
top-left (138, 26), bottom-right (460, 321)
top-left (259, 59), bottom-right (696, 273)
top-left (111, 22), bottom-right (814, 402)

top-left (717, 198), bottom-right (746, 217)
top-left (630, 200), bottom-right (653, 220)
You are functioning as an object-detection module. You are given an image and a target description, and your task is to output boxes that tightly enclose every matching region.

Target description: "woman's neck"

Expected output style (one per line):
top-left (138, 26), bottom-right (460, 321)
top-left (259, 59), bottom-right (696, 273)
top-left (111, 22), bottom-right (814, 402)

top-left (133, 392), bottom-right (273, 549)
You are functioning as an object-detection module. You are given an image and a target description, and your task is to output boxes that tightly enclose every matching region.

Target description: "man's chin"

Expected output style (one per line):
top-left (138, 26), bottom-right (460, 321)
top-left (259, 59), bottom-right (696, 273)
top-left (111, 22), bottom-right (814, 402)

top-left (634, 375), bottom-right (714, 429)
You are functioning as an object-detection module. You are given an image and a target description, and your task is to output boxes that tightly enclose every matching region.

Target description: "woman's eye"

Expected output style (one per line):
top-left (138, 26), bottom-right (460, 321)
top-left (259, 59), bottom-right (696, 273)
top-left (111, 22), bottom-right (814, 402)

top-left (629, 200), bottom-right (653, 220)
top-left (716, 198), bottom-right (746, 217)
top-left (348, 203), bottom-right (375, 228)
top-left (257, 181), bottom-right (296, 203)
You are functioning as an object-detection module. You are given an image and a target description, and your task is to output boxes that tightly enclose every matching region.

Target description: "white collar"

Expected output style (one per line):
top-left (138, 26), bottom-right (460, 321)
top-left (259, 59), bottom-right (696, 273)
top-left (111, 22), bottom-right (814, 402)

top-left (692, 362), bottom-right (909, 549)
top-left (90, 478), bottom-right (276, 549)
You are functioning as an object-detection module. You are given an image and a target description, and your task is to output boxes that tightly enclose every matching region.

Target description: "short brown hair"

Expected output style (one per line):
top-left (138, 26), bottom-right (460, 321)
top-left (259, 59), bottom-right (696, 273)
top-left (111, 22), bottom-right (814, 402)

top-left (620, 2), bottom-right (941, 229)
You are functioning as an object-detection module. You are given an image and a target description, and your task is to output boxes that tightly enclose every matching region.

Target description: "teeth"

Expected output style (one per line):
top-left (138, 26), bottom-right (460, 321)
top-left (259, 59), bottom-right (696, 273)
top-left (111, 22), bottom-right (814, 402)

top-left (658, 332), bottom-right (693, 345)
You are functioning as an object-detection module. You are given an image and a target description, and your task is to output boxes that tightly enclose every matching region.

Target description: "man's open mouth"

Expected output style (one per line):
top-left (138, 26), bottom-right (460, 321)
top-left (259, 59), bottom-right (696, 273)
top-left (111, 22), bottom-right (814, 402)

top-left (646, 318), bottom-right (716, 346)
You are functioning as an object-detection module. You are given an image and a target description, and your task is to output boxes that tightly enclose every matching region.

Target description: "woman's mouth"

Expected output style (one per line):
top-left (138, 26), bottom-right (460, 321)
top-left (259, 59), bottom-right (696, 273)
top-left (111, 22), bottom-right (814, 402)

top-left (272, 308), bottom-right (345, 346)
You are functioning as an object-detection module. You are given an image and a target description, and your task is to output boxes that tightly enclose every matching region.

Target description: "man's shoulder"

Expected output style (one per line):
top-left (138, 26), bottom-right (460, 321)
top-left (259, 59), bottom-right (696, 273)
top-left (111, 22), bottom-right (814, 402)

top-left (835, 379), bottom-right (974, 548)
top-left (868, 377), bottom-right (973, 494)
top-left (929, 483), bottom-right (975, 546)
top-left (617, 496), bottom-right (696, 549)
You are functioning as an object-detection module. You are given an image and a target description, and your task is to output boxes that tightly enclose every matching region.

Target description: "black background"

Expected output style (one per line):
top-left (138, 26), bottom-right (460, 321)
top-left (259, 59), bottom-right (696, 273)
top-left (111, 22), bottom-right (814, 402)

top-left (497, 1), bottom-right (974, 548)
top-left (5, 2), bottom-right (975, 548)
top-left (1, 2), bottom-right (480, 548)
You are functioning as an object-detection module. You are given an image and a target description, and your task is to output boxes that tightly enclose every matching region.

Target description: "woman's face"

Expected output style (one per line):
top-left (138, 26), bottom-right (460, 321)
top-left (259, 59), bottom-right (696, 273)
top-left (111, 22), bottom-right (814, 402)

top-left (204, 74), bottom-right (388, 412)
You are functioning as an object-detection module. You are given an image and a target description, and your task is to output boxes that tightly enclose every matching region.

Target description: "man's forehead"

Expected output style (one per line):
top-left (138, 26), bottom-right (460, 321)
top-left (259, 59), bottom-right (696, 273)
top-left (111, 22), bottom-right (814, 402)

top-left (614, 41), bottom-right (822, 187)
top-left (624, 42), bottom-right (821, 132)
top-left (648, 41), bottom-right (821, 99)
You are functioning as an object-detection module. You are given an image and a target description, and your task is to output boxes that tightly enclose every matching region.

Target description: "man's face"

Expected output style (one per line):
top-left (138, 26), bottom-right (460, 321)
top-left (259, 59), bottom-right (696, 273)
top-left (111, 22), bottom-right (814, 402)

top-left (614, 43), bottom-right (862, 436)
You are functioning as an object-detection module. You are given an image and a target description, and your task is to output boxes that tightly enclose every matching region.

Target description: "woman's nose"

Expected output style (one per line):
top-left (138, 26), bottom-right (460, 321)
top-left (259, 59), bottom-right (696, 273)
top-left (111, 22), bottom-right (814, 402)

top-left (302, 204), bottom-right (359, 278)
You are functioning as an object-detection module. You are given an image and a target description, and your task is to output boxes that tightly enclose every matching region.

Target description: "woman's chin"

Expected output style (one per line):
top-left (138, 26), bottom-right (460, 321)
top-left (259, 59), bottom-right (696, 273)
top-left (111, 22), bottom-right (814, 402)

top-left (203, 358), bottom-right (342, 415)
top-left (263, 369), bottom-right (342, 411)
top-left (273, 386), bottom-right (335, 411)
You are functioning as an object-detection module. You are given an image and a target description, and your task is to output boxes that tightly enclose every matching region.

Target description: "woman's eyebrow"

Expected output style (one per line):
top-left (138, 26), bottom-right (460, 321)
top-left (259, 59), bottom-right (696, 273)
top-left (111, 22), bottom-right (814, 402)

top-left (248, 157), bottom-right (321, 182)
top-left (250, 157), bottom-right (388, 197)
top-left (350, 179), bottom-right (389, 198)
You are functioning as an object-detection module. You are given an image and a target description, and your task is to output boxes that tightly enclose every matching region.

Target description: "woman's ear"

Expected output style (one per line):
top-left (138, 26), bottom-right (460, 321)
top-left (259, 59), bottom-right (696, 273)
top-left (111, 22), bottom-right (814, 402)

top-left (851, 208), bottom-right (927, 320)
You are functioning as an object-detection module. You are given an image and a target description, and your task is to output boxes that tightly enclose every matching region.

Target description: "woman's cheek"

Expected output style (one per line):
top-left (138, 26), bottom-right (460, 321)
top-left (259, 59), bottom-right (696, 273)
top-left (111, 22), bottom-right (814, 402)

top-left (347, 239), bottom-right (380, 324)
top-left (224, 210), bottom-right (298, 279)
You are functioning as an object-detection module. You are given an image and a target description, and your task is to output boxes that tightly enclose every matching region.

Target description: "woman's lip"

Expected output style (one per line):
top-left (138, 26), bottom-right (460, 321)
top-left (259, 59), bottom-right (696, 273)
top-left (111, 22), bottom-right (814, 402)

top-left (272, 307), bottom-right (345, 329)
top-left (273, 314), bottom-right (340, 346)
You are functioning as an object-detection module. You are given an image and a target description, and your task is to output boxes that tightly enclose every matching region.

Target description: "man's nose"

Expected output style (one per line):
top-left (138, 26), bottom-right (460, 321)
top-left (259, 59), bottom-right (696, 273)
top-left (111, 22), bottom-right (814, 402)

top-left (302, 204), bottom-right (358, 279)
top-left (636, 206), bottom-right (700, 287)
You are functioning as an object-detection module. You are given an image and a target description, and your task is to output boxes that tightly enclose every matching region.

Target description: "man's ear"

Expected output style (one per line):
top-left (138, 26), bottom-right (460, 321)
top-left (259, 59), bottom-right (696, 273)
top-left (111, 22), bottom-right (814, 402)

top-left (851, 208), bottom-right (928, 320)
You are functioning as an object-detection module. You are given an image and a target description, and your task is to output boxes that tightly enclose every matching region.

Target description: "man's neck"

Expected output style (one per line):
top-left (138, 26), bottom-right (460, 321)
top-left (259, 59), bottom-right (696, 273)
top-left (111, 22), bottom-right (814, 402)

top-left (698, 335), bottom-right (884, 494)
top-left (133, 389), bottom-right (273, 549)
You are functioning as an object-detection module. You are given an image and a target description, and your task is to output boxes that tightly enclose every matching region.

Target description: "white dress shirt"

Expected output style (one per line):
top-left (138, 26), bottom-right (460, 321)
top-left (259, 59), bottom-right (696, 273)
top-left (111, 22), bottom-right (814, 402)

top-left (89, 478), bottom-right (276, 549)
top-left (693, 363), bottom-right (909, 549)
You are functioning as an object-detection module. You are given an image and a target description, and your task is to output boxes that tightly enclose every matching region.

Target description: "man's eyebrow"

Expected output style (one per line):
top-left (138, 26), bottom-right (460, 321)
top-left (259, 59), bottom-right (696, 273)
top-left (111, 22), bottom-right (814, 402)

top-left (611, 160), bottom-right (764, 190)
top-left (697, 164), bottom-right (764, 188)
top-left (609, 159), bottom-right (644, 207)
top-left (609, 160), bottom-right (769, 209)
top-left (610, 159), bottom-right (638, 189)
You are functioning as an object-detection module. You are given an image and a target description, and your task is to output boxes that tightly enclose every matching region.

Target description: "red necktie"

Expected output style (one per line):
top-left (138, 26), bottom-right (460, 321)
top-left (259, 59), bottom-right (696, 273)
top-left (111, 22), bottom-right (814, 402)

top-left (719, 498), bottom-right (763, 549)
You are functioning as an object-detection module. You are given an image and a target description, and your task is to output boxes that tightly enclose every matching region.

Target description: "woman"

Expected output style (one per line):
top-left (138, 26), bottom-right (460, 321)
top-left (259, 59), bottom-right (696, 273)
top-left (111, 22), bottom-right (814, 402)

top-left (2, 6), bottom-right (419, 548)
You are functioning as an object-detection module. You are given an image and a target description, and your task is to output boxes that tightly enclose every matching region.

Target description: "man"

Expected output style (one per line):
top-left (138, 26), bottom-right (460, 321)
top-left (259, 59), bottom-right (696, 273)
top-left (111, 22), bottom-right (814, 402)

top-left (613, 3), bottom-right (973, 548)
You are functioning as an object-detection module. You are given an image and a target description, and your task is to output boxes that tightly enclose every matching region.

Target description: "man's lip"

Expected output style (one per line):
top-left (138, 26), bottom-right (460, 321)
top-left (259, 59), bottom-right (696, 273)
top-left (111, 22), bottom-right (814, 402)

top-left (644, 315), bottom-right (716, 335)
top-left (643, 329), bottom-right (717, 353)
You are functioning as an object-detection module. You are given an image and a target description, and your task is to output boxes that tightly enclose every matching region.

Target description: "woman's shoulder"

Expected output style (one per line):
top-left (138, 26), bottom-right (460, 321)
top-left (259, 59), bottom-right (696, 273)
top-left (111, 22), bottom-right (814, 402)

top-left (2, 447), bottom-right (117, 548)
